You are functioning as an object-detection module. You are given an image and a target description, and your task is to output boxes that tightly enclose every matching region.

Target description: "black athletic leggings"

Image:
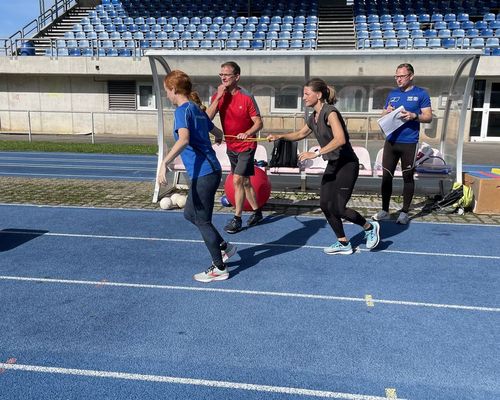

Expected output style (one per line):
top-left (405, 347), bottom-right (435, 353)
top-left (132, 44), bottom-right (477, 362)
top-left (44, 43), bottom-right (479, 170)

top-left (381, 141), bottom-right (418, 213)
top-left (320, 159), bottom-right (367, 239)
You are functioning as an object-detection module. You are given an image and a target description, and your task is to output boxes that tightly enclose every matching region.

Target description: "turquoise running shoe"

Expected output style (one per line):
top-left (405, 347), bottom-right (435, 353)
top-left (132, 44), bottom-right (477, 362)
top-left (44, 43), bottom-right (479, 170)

top-left (323, 241), bottom-right (353, 255)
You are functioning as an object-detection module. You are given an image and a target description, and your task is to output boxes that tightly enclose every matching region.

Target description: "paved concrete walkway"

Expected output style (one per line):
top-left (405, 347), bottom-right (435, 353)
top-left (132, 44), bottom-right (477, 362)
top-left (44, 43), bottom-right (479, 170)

top-left (1, 176), bottom-right (499, 225)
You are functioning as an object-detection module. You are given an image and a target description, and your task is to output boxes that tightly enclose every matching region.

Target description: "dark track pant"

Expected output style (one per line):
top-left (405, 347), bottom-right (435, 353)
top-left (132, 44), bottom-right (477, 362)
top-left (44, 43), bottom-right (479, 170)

top-left (381, 141), bottom-right (418, 213)
top-left (320, 160), bottom-right (367, 238)
top-left (184, 170), bottom-right (225, 267)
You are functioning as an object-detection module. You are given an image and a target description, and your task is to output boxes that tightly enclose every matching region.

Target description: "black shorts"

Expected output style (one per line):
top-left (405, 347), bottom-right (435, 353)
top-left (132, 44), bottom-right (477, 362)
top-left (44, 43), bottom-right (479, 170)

top-left (227, 148), bottom-right (256, 177)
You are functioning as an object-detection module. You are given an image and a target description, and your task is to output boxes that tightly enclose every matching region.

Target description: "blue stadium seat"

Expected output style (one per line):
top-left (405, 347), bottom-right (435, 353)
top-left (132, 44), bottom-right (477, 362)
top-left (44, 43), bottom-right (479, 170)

top-left (75, 31), bottom-right (86, 40)
top-left (213, 16), bottom-right (224, 25)
top-left (190, 17), bottom-right (201, 25)
top-left (393, 14), bottom-right (405, 23)
top-left (444, 13), bottom-right (456, 22)
top-left (186, 40), bottom-right (199, 48)
top-left (248, 16), bottom-right (258, 25)
top-left (471, 37), bottom-right (485, 48)
top-left (357, 38), bottom-right (370, 49)
top-left (428, 38), bottom-right (441, 48)
top-left (109, 31), bottom-right (121, 40)
top-left (241, 31), bottom-right (253, 40)
top-left (381, 22), bottom-right (394, 31)
top-left (431, 13), bottom-right (444, 23)
top-left (163, 40), bottom-right (175, 49)
top-left (179, 16), bottom-right (189, 25)
top-left (169, 32), bottom-right (180, 40)
top-left (304, 31), bottom-right (317, 39)
top-left (226, 39), bottom-right (238, 49)
top-left (418, 13), bottom-right (430, 23)
top-left (290, 39), bottom-right (302, 48)
top-left (279, 31), bottom-right (291, 39)
top-left (489, 21), bottom-right (500, 29)
top-left (484, 13), bottom-right (496, 22)
top-left (135, 17), bottom-right (145, 26)
top-left (216, 31), bottom-right (228, 40)
top-left (224, 16), bottom-right (235, 25)
top-left (434, 21), bottom-right (447, 30)
top-left (254, 31), bottom-right (266, 40)
top-left (466, 28), bottom-right (479, 37)
top-left (228, 31), bottom-right (240, 40)
top-left (283, 15), bottom-right (294, 25)
top-left (406, 14), bottom-right (418, 23)
top-left (209, 23), bottom-right (220, 32)
top-left (448, 21), bottom-right (461, 30)
top-left (442, 38), bottom-right (456, 48)
top-left (370, 39), bottom-right (384, 48)
top-left (486, 37), bottom-right (500, 47)
top-left (200, 39), bottom-right (212, 49)
top-left (438, 29), bottom-right (451, 38)
top-left (399, 38), bottom-right (412, 48)
top-left (277, 39), bottom-right (289, 48)
top-left (385, 38), bottom-right (398, 48)
top-left (492, 48), bottom-right (500, 56)
top-left (355, 15), bottom-right (367, 24)
top-left (238, 39), bottom-right (251, 49)
top-left (481, 29), bottom-right (494, 37)
top-left (303, 39), bottom-right (315, 49)
top-left (424, 29), bottom-right (438, 38)
top-left (457, 13), bottom-right (469, 23)
top-left (476, 21), bottom-right (488, 30)
top-left (383, 30), bottom-right (396, 39)
top-left (395, 22), bottom-right (407, 31)
top-left (411, 29), bottom-right (424, 38)
top-left (132, 31), bottom-right (143, 40)
top-left (397, 29), bottom-right (410, 39)
top-left (413, 38), bottom-right (427, 48)
top-left (181, 31), bottom-right (192, 40)
top-left (98, 32), bottom-right (109, 39)
top-left (197, 24), bottom-right (208, 32)
top-left (379, 14), bottom-right (391, 23)
top-left (295, 16), bottom-right (306, 24)
top-left (81, 48), bottom-right (94, 57)
top-left (205, 31), bottom-right (216, 40)
top-left (251, 39), bottom-right (264, 49)
top-left (367, 14), bottom-right (379, 23)
top-left (86, 31), bottom-right (97, 40)
top-left (370, 30), bottom-right (383, 39)
top-left (192, 31), bottom-right (203, 40)
top-left (305, 23), bottom-right (317, 31)
top-left (245, 23), bottom-right (256, 32)
top-left (201, 17), bottom-right (212, 25)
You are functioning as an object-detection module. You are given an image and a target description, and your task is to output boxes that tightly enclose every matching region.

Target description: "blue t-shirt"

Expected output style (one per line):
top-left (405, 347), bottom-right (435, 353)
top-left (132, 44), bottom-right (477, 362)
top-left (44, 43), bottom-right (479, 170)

top-left (384, 86), bottom-right (431, 143)
top-left (174, 102), bottom-right (221, 179)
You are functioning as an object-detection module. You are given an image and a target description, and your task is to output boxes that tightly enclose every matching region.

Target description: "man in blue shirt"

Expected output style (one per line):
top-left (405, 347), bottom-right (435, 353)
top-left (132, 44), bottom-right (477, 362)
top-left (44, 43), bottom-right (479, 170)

top-left (373, 63), bottom-right (433, 224)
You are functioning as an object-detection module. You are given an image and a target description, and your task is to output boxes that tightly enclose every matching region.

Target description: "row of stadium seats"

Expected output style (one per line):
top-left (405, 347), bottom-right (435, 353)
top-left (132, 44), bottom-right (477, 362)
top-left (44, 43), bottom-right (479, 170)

top-left (357, 37), bottom-right (500, 54)
top-left (64, 30), bottom-right (317, 41)
top-left (45, 38), bottom-right (317, 56)
top-left (355, 20), bottom-right (500, 32)
top-left (356, 29), bottom-right (500, 40)
top-left (84, 15), bottom-right (318, 25)
top-left (355, 12), bottom-right (500, 24)
top-left (353, 0), bottom-right (498, 16)
top-left (74, 22), bottom-right (317, 34)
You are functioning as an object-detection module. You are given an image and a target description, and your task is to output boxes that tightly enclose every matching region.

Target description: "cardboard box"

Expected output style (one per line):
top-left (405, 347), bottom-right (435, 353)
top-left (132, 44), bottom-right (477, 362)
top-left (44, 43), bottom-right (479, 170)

top-left (463, 172), bottom-right (500, 215)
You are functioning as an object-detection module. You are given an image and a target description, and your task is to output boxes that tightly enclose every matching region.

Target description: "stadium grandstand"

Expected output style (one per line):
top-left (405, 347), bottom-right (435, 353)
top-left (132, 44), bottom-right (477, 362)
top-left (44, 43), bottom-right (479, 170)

top-left (0, 0), bottom-right (499, 147)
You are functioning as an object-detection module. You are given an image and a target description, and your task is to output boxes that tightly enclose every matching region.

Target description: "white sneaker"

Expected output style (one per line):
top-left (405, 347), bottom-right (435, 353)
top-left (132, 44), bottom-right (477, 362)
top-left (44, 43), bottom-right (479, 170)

top-left (372, 210), bottom-right (390, 221)
top-left (193, 264), bottom-right (229, 283)
top-left (396, 211), bottom-right (410, 225)
top-left (222, 242), bottom-right (237, 263)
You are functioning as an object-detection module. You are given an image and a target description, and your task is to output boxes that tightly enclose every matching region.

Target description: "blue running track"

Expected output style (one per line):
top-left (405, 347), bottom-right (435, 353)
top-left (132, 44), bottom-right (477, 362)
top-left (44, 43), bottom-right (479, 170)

top-left (0, 204), bottom-right (499, 399)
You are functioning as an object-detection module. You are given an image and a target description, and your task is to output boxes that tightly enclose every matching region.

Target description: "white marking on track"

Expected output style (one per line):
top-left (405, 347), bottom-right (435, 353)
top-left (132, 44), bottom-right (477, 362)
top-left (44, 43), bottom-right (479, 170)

top-left (0, 362), bottom-right (405, 400)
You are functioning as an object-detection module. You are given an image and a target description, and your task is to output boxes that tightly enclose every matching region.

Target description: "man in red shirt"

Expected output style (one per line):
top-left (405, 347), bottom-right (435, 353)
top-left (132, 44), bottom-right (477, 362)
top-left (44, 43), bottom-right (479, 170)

top-left (207, 61), bottom-right (264, 233)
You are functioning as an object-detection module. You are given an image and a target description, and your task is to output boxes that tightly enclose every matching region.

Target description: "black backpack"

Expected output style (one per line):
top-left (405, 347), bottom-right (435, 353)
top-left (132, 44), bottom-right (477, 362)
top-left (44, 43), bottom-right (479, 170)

top-left (269, 139), bottom-right (298, 168)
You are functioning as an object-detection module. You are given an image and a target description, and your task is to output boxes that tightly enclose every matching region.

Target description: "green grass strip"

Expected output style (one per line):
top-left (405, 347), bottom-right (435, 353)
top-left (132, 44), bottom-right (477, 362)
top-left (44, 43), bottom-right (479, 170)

top-left (0, 141), bottom-right (158, 155)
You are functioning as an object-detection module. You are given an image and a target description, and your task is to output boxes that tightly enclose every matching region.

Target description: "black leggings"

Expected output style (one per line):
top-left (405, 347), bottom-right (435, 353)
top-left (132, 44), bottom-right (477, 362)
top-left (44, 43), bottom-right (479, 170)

top-left (381, 141), bottom-right (418, 213)
top-left (320, 160), bottom-right (367, 239)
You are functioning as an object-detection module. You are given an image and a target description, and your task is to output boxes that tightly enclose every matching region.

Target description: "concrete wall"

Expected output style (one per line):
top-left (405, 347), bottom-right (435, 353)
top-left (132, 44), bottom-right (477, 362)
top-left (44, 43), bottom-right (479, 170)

top-left (0, 50), bottom-right (495, 141)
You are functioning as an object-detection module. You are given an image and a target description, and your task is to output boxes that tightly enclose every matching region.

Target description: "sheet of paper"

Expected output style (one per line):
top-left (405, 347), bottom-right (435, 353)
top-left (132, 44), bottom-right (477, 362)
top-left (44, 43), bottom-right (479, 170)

top-left (377, 105), bottom-right (406, 137)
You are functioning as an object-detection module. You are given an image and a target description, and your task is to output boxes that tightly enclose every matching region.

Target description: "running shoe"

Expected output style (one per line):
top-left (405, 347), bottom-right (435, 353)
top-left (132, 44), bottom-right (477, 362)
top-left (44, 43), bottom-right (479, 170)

top-left (323, 241), bottom-right (353, 255)
top-left (224, 217), bottom-right (242, 234)
top-left (247, 210), bottom-right (263, 227)
top-left (365, 221), bottom-right (380, 250)
top-left (193, 264), bottom-right (229, 283)
top-left (372, 210), bottom-right (390, 221)
top-left (222, 242), bottom-right (237, 263)
top-left (396, 211), bottom-right (410, 225)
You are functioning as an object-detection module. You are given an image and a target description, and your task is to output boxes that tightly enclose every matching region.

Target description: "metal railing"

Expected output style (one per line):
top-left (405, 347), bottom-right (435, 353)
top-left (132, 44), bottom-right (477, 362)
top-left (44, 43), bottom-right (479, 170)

top-left (2, 0), bottom-right (77, 56)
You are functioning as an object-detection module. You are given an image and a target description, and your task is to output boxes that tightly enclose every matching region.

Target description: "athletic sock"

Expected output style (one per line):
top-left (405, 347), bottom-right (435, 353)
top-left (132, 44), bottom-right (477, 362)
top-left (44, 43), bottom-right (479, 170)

top-left (338, 239), bottom-right (349, 246)
top-left (364, 223), bottom-right (373, 231)
top-left (220, 241), bottom-right (228, 251)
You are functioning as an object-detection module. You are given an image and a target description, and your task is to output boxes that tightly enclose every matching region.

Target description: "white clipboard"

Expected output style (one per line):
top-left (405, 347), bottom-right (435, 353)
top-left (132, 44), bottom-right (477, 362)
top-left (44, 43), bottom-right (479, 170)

top-left (377, 106), bottom-right (406, 137)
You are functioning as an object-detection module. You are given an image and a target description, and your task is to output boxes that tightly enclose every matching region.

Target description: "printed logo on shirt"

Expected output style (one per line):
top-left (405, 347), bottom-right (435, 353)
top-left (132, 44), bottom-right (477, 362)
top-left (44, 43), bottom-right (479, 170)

top-left (407, 96), bottom-right (419, 102)
top-left (389, 97), bottom-right (400, 104)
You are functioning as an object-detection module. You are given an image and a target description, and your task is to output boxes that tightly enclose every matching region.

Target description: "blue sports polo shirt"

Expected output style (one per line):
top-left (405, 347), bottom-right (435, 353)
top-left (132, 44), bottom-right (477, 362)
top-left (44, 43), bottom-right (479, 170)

top-left (384, 86), bottom-right (431, 143)
top-left (173, 102), bottom-right (221, 179)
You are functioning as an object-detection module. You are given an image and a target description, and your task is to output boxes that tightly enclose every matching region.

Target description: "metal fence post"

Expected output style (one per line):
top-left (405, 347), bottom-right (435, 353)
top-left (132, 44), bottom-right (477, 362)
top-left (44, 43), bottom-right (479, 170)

top-left (91, 112), bottom-right (95, 144)
top-left (28, 110), bottom-right (32, 142)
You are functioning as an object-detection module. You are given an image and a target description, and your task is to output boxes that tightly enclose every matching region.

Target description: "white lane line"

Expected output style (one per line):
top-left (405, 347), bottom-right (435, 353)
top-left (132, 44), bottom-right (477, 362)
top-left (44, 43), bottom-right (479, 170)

top-left (0, 363), bottom-right (403, 400)
top-left (1, 275), bottom-right (498, 313)
top-left (0, 156), bottom-right (155, 165)
top-left (0, 172), bottom-right (151, 180)
top-left (0, 162), bottom-right (154, 172)
top-left (3, 229), bottom-right (500, 261)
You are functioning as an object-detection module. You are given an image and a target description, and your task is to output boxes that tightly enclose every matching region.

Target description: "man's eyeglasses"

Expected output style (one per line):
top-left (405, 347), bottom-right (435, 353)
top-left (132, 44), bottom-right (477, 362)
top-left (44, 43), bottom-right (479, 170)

top-left (219, 73), bottom-right (236, 78)
top-left (394, 74), bottom-right (411, 80)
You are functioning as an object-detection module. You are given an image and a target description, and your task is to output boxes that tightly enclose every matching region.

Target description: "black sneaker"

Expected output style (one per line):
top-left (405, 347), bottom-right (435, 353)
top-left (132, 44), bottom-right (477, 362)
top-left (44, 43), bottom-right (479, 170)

top-left (247, 210), bottom-right (263, 227)
top-left (224, 217), bottom-right (242, 234)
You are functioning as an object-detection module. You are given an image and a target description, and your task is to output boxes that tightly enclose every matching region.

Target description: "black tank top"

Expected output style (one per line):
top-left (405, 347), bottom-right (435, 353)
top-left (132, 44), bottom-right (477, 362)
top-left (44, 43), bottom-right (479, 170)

top-left (307, 104), bottom-right (358, 163)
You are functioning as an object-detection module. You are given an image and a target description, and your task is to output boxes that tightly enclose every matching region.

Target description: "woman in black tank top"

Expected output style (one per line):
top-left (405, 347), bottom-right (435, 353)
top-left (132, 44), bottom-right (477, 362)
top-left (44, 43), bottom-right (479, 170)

top-left (267, 78), bottom-right (381, 254)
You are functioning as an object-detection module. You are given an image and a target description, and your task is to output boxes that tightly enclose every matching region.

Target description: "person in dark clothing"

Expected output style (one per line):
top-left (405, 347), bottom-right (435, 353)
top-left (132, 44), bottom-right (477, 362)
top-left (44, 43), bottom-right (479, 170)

top-left (267, 78), bottom-right (380, 254)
